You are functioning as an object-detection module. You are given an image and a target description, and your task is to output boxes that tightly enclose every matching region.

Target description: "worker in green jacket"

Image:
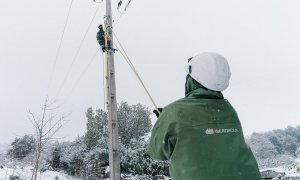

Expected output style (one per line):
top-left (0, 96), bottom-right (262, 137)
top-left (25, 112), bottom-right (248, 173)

top-left (148, 52), bottom-right (262, 180)
top-left (97, 24), bottom-right (106, 52)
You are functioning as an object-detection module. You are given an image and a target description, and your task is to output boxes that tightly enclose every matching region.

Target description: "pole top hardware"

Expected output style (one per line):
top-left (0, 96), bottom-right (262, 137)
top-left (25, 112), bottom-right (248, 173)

top-left (92, 0), bottom-right (103, 3)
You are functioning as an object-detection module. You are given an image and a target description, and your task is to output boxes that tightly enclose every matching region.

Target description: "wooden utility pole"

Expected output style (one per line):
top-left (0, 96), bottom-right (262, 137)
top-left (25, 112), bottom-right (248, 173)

top-left (104, 0), bottom-right (121, 179)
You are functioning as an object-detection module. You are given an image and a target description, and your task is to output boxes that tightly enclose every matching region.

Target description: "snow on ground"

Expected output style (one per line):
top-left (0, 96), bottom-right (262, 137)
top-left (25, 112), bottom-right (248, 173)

top-left (260, 167), bottom-right (286, 173)
top-left (0, 145), bottom-right (8, 154)
top-left (0, 166), bottom-right (79, 180)
top-left (296, 158), bottom-right (300, 164)
top-left (260, 166), bottom-right (300, 178)
top-left (0, 145), bottom-right (9, 158)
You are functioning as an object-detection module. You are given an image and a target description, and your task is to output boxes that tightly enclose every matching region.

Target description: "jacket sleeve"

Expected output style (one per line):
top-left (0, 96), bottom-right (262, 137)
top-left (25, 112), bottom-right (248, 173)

top-left (148, 109), bottom-right (177, 160)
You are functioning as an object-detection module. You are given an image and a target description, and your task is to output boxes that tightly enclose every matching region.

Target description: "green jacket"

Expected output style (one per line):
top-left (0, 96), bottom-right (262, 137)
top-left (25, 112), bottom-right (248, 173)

top-left (148, 76), bottom-right (261, 180)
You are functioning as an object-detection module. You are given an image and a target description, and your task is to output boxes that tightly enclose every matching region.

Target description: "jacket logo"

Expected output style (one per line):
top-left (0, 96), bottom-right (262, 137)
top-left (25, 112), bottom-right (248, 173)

top-left (205, 128), bottom-right (215, 135)
top-left (205, 128), bottom-right (238, 135)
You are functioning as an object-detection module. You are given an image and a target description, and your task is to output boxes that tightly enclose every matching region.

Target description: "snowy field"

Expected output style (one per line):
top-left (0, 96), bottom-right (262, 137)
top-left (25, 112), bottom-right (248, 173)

top-left (0, 145), bottom-right (8, 156)
top-left (260, 165), bottom-right (300, 180)
top-left (0, 166), bottom-right (79, 180)
top-left (0, 144), bottom-right (79, 180)
top-left (1, 165), bottom-right (300, 180)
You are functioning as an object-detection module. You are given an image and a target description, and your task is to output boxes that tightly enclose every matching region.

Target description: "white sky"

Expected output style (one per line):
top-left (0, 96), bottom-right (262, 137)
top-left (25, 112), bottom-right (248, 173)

top-left (1, 0), bottom-right (300, 144)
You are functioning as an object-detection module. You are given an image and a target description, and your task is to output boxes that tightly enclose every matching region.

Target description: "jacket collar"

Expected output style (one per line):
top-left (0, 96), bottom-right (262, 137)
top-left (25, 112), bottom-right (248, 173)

top-left (185, 75), bottom-right (224, 99)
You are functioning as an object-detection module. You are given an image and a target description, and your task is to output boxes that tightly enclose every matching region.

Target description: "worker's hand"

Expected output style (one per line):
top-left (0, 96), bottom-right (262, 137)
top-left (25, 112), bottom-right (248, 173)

top-left (153, 108), bottom-right (163, 118)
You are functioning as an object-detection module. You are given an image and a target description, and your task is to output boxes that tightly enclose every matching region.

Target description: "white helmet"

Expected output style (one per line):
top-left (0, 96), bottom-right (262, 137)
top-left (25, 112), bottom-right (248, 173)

top-left (185, 52), bottom-right (231, 91)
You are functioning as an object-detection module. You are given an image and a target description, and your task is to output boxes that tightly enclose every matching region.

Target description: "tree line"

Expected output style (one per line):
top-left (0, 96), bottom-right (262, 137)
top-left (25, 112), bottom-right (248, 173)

top-left (247, 126), bottom-right (300, 169)
top-left (7, 102), bottom-right (169, 179)
top-left (6, 101), bottom-right (300, 178)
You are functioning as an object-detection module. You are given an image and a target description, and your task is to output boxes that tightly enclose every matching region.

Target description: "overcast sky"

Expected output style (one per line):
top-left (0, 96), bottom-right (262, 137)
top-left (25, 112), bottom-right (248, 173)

top-left (1, 0), bottom-right (300, 144)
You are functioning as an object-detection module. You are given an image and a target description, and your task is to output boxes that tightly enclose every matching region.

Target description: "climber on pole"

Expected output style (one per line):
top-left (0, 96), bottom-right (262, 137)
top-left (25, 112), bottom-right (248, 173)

top-left (96, 24), bottom-right (106, 52)
top-left (148, 52), bottom-right (262, 180)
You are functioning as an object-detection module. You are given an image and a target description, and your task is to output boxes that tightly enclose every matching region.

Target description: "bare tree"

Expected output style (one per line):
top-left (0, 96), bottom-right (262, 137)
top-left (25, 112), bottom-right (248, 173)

top-left (27, 99), bottom-right (68, 180)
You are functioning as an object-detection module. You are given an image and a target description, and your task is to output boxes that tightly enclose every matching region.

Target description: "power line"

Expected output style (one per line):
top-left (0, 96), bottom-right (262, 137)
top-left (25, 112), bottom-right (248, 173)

top-left (114, 0), bottom-right (133, 26)
top-left (47, 0), bottom-right (75, 92)
top-left (116, 0), bottom-right (132, 13)
top-left (56, 2), bottom-right (102, 98)
top-left (62, 49), bottom-right (100, 105)
top-left (113, 12), bottom-right (124, 26)
top-left (114, 2), bottom-right (127, 26)
top-left (124, 0), bottom-right (132, 11)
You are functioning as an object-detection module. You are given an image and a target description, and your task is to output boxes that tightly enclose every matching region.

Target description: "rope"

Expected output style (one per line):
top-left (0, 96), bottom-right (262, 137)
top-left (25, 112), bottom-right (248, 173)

top-left (102, 52), bottom-right (106, 111)
top-left (47, 0), bottom-right (75, 92)
top-left (111, 32), bottom-right (160, 114)
top-left (56, 3), bottom-right (101, 97)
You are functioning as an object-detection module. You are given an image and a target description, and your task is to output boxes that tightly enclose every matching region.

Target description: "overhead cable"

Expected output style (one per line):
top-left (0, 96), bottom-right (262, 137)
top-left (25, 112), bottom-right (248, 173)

top-left (62, 49), bottom-right (100, 105)
top-left (114, 0), bottom-right (133, 26)
top-left (47, 0), bottom-right (75, 92)
top-left (56, 2), bottom-right (102, 97)
top-left (124, 0), bottom-right (132, 11)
